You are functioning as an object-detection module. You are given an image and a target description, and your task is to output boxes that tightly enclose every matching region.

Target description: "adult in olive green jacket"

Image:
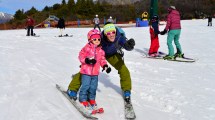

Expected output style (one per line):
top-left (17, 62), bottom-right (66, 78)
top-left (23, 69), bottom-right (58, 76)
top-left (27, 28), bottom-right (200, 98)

top-left (67, 23), bottom-right (135, 103)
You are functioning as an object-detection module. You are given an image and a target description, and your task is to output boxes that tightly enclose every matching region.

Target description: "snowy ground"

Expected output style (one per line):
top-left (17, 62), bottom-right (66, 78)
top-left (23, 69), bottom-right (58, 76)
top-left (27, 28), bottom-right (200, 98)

top-left (0, 19), bottom-right (215, 120)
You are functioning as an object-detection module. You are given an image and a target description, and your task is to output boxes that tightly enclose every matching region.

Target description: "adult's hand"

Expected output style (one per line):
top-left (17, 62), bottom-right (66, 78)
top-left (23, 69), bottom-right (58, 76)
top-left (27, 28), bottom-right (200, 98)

top-left (160, 29), bottom-right (167, 35)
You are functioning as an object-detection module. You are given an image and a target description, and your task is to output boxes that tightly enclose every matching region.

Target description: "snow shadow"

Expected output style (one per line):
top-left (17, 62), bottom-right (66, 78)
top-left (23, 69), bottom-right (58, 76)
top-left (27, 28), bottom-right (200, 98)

top-left (98, 73), bottom-right (122, 96)
top-left (134, 48), bottom-right (149, 55)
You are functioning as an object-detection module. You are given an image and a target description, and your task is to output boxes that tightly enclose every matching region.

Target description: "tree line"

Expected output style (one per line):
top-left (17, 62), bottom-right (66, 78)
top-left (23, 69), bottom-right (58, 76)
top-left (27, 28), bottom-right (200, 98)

top-left (7, 0), bottom-right (215, 27)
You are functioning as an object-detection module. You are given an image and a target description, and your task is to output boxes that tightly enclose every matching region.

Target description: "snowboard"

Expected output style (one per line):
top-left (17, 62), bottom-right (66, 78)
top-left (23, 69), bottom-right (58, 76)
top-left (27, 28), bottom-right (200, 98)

top-left (56, 84), bottom-right (98, 120)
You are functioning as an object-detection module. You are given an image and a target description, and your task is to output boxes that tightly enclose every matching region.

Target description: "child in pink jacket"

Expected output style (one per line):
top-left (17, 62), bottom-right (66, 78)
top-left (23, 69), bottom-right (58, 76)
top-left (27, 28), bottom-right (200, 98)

top-left (78, 29), bottom-right (111, 109)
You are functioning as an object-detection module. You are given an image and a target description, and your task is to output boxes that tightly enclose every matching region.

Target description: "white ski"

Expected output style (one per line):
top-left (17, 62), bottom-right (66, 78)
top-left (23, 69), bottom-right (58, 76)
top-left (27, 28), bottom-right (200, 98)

top-left (56, 84), bottom-right (98, 120)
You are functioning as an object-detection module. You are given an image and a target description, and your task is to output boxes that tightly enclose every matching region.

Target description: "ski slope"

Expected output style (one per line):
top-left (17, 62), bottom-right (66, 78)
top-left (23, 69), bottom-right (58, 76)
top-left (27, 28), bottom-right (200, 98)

top-left (0, 19), bottom-right (215, 120)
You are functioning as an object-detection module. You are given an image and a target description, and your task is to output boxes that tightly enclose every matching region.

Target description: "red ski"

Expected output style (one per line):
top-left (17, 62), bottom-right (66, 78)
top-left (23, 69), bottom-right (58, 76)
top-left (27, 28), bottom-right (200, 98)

top-left (91, 108), bottom-right (104, 114)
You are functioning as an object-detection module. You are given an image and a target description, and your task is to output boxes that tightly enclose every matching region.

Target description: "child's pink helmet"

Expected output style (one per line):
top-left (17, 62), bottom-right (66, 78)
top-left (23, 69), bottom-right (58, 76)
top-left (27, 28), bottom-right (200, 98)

top-left (87, 29), bottom-right (101, 41)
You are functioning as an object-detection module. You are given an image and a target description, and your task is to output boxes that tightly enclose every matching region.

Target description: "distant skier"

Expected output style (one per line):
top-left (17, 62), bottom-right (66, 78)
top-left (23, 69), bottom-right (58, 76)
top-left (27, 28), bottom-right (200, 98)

top-left (160, 6), bottom-right (184, 60)
top-left (207, 15), bottom-right (212, 26)
top-left (93, 14), bottom-right (101, 31)
top-left (25, 15), bottom-right (35, 36)
top-left (77, 29), bottom-right (111, 110)
top-left (148, 15), bottom-right (160, 57)
top-left (107, 16), bottom-right (114, 23)
top-left (57, 17), bottom-right (65, 37)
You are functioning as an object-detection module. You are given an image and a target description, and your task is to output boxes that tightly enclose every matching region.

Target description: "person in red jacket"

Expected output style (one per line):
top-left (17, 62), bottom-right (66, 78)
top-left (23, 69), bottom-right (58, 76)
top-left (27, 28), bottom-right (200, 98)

top-left (148, 15), bottom-right (160, 57)
top-left (25, 16), bottom-right (35, 36)
top-left (160, 6), bottom-right (183, 59)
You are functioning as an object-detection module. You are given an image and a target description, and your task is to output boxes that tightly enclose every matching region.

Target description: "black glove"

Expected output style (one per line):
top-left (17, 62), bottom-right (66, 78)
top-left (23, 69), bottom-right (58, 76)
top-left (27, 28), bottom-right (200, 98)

top-left (102, 65), bottom-right (111, 73)
top-left (85, 58), bottom-right (96, 65)
top-left (127, 38), bottom-right (135, 46)
top-left (160, 29), bottom-right (167, 35)
top-left (124, 38), bottom-right (135, 50)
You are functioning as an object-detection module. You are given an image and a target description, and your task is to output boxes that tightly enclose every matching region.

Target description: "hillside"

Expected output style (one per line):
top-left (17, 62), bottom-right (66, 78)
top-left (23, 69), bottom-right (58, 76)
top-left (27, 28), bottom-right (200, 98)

top-left (0, 12), bottom-right (13, 24)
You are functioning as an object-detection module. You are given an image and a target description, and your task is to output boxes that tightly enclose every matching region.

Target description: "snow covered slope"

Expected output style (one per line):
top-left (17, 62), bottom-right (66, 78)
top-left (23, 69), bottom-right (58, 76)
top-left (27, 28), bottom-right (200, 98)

top-left (0, 19), bottom-right (215, 120)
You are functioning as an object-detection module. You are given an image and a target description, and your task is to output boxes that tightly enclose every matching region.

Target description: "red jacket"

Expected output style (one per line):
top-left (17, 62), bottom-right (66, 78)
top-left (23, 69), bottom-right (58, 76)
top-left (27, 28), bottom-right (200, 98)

top-left (165, 10), bottom-right (181, 31)
top-left (79, 43), bottom-right (107, 76)
top-left (26, 18), bottom-right (34, 26)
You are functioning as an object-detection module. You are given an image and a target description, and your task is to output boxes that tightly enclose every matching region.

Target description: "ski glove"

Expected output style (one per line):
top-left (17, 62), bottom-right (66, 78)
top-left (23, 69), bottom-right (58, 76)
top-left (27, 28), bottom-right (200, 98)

top-left (85, 58), bottom-right (96, 65)
top-left (124, 38), bottom-right (135, 50)
top-left (160, 29), bottom-right (167, 35)
top-left (102, 65), bottom-right (111, 73)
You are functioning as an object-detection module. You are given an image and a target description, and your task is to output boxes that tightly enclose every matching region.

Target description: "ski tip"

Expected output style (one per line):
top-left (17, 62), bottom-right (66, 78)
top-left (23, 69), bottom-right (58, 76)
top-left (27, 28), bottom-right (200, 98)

top-left (56, 84), bottom-right (60, 88)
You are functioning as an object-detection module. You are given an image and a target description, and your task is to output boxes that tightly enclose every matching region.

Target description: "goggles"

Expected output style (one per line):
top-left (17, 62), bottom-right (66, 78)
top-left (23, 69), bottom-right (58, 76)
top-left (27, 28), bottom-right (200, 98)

top-left (106, 31), bottom-right (116, 36)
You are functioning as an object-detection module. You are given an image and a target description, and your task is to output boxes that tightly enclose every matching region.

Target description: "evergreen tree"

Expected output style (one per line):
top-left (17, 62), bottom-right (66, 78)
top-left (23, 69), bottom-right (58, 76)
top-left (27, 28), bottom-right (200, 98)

top-left (62, 0), bottom-right (66, 5)
top-left (25, 7), bottom-right (38, 15)
top-left (57, 5), bottom-right (69, 18)
top-left (68, 0), bottom-right (75, 10)
top-left (53, 3), bottom-right (61, 10)
top-left (14, 9), bottom-right (26, 20)
top-left (86, 0), bottom-right (95, 16)
top-left (42, 6), bottom-right (50, 12)
top-left (76, 0), bottom-right (88, 18)
top-left (68, 0), bottom-right (76, 14)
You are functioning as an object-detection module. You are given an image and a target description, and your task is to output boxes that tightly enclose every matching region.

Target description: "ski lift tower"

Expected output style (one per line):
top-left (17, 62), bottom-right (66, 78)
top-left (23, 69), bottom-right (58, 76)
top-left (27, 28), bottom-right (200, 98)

top-left (149, 0), bottom-right (158, 20)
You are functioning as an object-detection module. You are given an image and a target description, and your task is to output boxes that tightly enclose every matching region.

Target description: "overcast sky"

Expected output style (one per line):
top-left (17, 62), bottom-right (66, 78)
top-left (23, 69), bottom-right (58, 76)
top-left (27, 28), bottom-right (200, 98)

top-left (0, 0), bottom-right (72, 15)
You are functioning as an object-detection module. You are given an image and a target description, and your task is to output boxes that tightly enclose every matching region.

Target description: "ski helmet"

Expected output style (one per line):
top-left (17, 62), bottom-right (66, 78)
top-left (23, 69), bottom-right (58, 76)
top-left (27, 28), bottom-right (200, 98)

top-left (87, 29), bottom-right (101, 41)
top-left (152, 15), bottom-right (159, 21)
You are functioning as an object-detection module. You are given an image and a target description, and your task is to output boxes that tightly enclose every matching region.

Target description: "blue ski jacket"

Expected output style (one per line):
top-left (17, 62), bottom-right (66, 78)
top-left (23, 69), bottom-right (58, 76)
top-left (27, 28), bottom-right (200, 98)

top-left (101, 27), bottom-right (132, 56)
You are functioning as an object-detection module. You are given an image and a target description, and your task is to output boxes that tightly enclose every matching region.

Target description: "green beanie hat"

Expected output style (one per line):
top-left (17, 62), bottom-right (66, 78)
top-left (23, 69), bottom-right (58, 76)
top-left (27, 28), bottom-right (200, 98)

top-left (103, 23), bottom-right (116, 34)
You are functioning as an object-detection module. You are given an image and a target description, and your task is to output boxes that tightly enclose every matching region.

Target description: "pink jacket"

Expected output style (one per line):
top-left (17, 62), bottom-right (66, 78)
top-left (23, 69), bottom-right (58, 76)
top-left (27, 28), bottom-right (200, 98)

top-left (79, 43), bottom-right (107, 76)
top-left (165, 10), bottom-right (181, 31)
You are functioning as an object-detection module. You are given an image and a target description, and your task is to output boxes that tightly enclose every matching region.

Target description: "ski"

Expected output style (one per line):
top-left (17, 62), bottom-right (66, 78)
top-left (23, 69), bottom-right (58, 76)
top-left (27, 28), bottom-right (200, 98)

top-left (55, 34), bottom-right (73, 37)
top-left (166, 57), bottom-right (195, 62)
top-left (26, 35), bottom-right (40, 37)
top-left (91, 107), bottom-right (104, 114)
top-left (124, 101), bottom-right (136, 119)
top-left (142, 51), bottom-right (166, 59)
top-left (56, 84), bottom-right (98, 120)
top-left (122, 92), bottom-right (136, 119)
top-left (143, 51), bottom-right (195, 62)
top-left (143, 55), bottom-right (165, 59)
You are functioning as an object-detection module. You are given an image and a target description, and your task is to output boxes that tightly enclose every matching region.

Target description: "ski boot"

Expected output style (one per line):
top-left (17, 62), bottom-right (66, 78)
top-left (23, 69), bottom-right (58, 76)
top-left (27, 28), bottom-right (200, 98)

top-left (163, 55), bottom-right (175, 60)
top-left (80, 101), bottom-right (91, 110)
top-left (148, 53), bottom-right (156, 57)
top-left (67, 89), bottom-right (77, 101)
top-left (89, 100), bottom-right (97, 109)
top-left (80, 101), bottom-right (89, 107)
top-left (124, 91), bottom-right (131, 104)
top-left (174, 53), bottom-right (184, 58)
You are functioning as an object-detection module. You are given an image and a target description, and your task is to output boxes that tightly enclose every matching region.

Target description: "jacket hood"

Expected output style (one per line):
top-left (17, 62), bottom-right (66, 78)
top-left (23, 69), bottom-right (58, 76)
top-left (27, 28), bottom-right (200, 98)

top-left (170, 10), bottom-right (180, 15)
